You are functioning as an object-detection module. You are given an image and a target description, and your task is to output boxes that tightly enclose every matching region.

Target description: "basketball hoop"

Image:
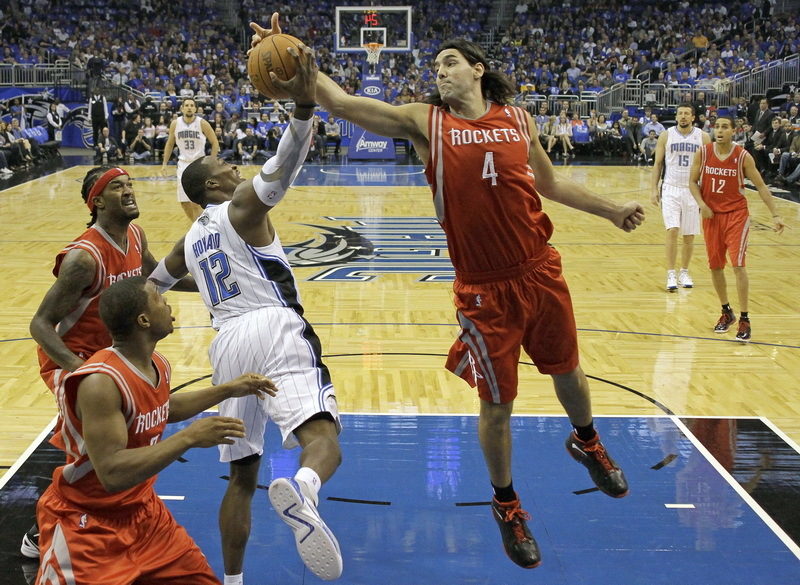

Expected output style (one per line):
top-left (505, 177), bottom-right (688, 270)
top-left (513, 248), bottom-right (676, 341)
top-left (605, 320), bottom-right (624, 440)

top-left (365, 42), bottom-right (383, 66)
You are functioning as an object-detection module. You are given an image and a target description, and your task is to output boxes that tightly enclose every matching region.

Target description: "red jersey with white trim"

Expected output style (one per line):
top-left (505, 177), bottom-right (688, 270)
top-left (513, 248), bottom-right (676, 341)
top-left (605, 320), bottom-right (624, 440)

top-left (699, 143), bottom-right (748, 213)
top-left (51, 347), bottom-right (171, 515)
top-left (425, 102), bottom-right (554, 281)
top-left (37, 224), bottom-right (145, 380)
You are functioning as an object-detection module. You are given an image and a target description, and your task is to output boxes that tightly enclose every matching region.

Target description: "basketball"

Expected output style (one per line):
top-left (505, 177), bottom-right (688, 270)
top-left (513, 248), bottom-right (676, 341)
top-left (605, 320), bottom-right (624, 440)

top-left (248, 34), bottom-right (304, 99)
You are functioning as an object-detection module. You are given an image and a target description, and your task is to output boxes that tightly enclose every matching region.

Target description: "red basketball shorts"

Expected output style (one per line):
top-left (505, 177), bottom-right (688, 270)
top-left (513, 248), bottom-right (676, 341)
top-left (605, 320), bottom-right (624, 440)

top-left (703, 207), bottom-right (750, 270)
top-left (445, 248), bottom-right (580, 404)
top-left (36, 486), bottom-right (220, 584)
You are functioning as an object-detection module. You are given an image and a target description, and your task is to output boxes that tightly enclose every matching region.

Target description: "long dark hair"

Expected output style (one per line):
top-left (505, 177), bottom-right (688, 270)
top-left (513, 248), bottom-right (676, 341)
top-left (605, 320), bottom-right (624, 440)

top-left (426, 39), bottom-right (517, 107)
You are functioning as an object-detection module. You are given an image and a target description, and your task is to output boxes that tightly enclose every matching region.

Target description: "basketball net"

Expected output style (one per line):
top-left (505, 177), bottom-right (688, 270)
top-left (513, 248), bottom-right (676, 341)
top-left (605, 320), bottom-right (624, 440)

top-left (365, 42), bottom-right (383, 66)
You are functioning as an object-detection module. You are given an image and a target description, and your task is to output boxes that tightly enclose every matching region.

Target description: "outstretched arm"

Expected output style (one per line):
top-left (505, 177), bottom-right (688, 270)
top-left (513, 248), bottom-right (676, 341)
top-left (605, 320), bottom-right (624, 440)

top-left (168, 372), bottom-right (278, 422)
top-left (78, 371), bottom-right (274, 493)
top-left (316, 72), bottom-right (429, 144)
top-left (527, 112), bottom-right (645, 232)
top-left (148, 237), bottom-right (190, 293)
top-left (227, 43), bottom-right (318, 244)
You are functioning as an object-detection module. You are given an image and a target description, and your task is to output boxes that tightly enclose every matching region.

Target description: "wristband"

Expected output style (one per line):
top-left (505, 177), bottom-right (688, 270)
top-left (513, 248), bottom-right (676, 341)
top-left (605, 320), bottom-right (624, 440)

top-left (149, 258), bottom-right (180, 293)
top-left (295, 103), bottom-right (316, 109)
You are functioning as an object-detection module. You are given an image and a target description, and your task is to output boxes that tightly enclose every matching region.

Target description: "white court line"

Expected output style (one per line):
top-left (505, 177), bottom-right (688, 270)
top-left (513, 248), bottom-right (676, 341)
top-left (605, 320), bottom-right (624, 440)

top-left (665, 503), bottom-right (696, 509)
top-left (672, 415), bottom-right (800, 560)
top-left (158, 495), bottom-right (186, 501)
top-left (0, 415), bottom-right (58, 490)
top-left (760, 416), bottom-right (800, 454)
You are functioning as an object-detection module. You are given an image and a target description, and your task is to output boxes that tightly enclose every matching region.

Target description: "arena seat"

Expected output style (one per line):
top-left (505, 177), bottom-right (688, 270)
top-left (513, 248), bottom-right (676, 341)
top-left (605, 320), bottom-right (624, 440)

top-left (572, 124), bottom-right (592, 154)
top-left (25, 126), bottom-right (60, 157)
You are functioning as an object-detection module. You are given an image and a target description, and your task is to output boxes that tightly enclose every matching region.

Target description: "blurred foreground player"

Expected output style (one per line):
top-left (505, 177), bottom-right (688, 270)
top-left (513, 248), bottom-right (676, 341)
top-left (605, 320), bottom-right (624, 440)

top-left (35, 276), bottom-right (276, 584)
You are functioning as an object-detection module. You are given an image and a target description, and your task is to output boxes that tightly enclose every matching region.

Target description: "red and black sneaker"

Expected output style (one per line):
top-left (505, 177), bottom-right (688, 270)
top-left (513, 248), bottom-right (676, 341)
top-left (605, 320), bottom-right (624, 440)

top-left (735, 319), bottom-right (751, 341)
top-left (566, 431), bottom-right (629, 498)
top-left (491, 496), bottom-right (542, 569)
top-left (714, 311), bottom-right (736, 333)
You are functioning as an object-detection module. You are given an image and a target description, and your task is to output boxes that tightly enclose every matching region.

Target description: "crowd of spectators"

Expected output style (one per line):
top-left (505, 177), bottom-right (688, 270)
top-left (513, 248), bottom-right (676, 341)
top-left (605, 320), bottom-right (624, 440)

top-left (1, 0), bottom-right (798, 104)
top-left (506, 0), bottom-right (799, 100)
top-left (2, 0), bottom-right (797, 106)
top-left (0, 96), bottom-right (61, 177)
top-left (1, 0), bottom-right (798, 177)
top-left (527, 90), bottom-right (800, 181)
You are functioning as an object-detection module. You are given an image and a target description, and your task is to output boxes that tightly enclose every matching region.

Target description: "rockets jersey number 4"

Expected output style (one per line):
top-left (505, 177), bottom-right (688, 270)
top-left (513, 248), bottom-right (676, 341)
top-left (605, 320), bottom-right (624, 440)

top-left (424, 102), bottom-right (553, 277)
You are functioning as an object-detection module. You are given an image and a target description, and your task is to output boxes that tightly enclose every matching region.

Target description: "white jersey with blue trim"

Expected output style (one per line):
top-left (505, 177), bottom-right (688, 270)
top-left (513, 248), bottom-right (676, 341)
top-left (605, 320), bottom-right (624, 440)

top-left (175, 115), bottom-right (206, 163)
top-left (184, 201), bottom-right (301, 329)
top-left (663, 125), bottom-right (704, 188)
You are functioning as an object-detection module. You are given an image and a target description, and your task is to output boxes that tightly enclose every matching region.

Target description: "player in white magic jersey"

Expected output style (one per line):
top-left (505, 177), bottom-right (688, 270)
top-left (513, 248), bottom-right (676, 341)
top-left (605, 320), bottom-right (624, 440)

top-left (651, 103), bottom-right (710, 291)
top-left (148, 45), bottom-right (343, 584)
top-left (161, 98), bottom-right (218, 221)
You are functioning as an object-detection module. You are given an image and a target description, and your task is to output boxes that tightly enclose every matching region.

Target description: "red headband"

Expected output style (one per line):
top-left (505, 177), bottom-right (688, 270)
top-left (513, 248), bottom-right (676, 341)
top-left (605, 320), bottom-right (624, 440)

top-left (86, 168), bottom-right (128, 212)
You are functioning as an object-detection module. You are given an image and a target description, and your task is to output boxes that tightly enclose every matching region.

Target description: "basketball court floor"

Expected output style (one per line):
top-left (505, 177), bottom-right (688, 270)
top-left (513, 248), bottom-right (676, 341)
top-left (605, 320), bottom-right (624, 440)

top-left (0, 150), bottom-right (798, 584)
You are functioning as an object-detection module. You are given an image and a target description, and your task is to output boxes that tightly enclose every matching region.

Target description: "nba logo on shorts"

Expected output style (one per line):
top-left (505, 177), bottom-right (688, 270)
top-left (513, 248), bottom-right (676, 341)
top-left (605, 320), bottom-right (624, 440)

top-left (468, 353), bottom-right (484, 381)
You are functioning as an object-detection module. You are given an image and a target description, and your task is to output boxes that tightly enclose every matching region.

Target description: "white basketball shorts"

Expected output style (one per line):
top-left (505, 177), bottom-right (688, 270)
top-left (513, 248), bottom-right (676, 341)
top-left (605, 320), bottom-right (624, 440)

top-left (176, 160), bottom-right (191, 203)
top-left (661, 183), bottom-right (701, 235)
top-left (210, 306), bottom-right (341, 462)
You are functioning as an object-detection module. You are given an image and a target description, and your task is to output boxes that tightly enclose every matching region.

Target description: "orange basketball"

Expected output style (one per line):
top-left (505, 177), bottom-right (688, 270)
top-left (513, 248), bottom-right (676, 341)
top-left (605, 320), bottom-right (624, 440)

top-left (248, 34), bottom-right (304, 99)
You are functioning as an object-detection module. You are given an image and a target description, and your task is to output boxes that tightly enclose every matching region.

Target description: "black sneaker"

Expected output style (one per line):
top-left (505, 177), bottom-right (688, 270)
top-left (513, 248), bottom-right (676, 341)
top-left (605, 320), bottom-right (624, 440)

top-left (491, 496), bottom-right (541, 569)
top-left (20, 523), bottom-right (39, 559)
top-left (714, 311), bottom-right (736, 333)
top-left (566, 432), bottom-right (629, 498)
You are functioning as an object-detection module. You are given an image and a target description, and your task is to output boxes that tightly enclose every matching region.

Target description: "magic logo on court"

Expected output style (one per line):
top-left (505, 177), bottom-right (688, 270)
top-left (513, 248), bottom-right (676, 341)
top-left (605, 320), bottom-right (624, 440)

top-left (283, 217), bottom-right (453, 282)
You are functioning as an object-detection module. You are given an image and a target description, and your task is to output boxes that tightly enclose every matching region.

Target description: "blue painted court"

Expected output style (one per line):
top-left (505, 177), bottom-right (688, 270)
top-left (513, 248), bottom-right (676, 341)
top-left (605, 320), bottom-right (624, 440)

top-left (147, 414), bottom-right (800, 585)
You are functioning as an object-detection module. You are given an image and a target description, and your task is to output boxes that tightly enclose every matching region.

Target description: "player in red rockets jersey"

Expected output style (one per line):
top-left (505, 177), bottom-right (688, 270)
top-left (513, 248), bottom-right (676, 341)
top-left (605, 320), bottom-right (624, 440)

top-left (689, 115), bottom-right (786, 341)
top-left (277, 17), bottom-right (647, 568)
top-left (36, 276), bottom-right (275, 585)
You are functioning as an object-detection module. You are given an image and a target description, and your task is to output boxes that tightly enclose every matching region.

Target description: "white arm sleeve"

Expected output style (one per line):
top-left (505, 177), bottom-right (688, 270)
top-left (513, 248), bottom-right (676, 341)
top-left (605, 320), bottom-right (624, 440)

top-left (252, 116), bottom-right (313, 207)
top-left (148, 258), bottom-right (180, 293)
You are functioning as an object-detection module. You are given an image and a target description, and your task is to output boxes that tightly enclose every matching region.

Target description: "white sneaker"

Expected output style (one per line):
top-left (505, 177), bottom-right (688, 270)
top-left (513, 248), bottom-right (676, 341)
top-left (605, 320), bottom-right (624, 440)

top-left (666, 272), bottom-right (678, 291)
top-left (20, 524), bottom-right (39, 559)
top-left (269, 477), bottom-right (342, 581)
top-left (0, 168), bottom-right (12, 176)
top-left (678, 271), bottom-right (694, 288)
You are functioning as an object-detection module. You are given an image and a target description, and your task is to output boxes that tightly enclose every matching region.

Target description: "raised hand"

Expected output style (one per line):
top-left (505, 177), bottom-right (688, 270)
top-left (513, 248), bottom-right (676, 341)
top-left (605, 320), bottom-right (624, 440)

top-left (249, 13), bottom-right (282, 53)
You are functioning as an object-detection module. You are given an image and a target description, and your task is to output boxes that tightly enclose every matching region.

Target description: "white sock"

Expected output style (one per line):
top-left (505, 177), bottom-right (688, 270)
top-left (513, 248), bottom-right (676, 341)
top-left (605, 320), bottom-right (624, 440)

top-left (680, 268), bottom-right (689, 273)
top-left (294, 467), bottom-right (321, 499)
top-left (224, 574), bottom-right (243, 585)
top-left (668, 269), bottom-right (676, 275)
